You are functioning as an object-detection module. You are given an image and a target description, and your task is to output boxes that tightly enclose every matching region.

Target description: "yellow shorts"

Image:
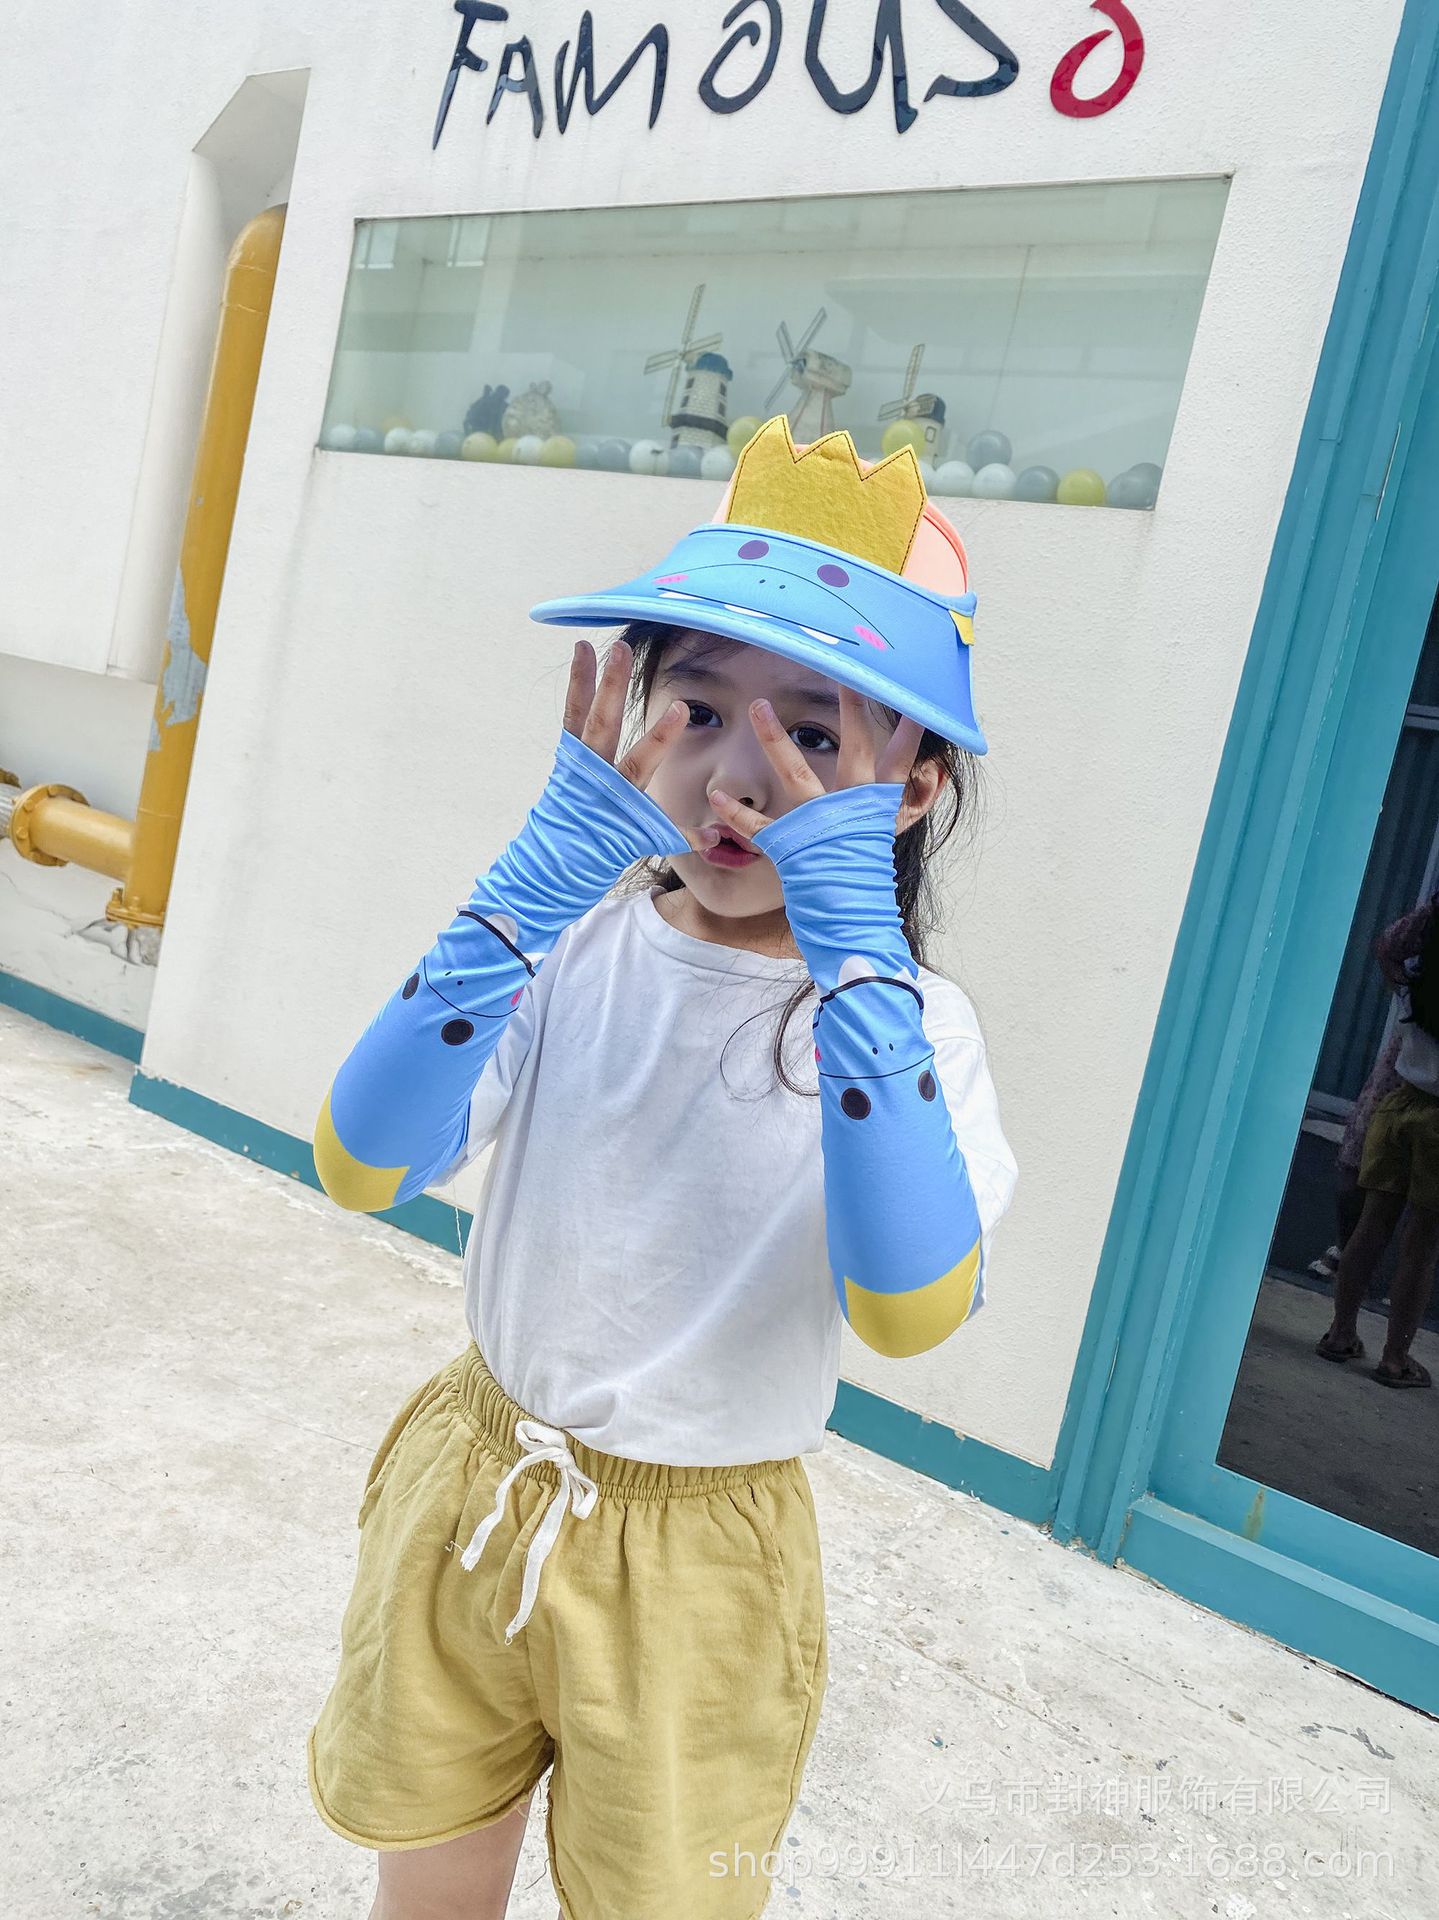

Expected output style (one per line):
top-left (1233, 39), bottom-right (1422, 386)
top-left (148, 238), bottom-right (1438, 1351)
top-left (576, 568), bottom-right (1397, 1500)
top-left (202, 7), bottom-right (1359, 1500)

top-left (1360, 1078), bottom-right (1439, 1211)
top-left (307, 1340), bottom-right (828, 1918)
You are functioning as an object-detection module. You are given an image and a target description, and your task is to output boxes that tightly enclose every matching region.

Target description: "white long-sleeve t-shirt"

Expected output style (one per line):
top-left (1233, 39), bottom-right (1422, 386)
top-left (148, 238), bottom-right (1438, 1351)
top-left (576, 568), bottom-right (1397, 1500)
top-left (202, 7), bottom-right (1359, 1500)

top-left (436, 883), bottom-right (1019, 1466)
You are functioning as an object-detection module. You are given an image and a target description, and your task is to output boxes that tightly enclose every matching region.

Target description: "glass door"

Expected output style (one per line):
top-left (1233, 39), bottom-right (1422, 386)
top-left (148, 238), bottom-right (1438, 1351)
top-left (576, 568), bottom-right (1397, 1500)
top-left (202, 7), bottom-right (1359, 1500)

top-left (1216, 594), bottom-right (1439, 1558)
top-left (1145, 580), bottom-right (1439, 1628)
top-left (1059, 12), bottom-right (1439, 1712)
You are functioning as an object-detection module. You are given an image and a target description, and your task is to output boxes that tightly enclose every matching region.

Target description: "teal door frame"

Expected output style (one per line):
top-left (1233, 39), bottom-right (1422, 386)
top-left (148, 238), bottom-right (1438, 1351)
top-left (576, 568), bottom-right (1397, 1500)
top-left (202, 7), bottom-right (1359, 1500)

top-left (1051, 7), bottom-right (1439, 1712)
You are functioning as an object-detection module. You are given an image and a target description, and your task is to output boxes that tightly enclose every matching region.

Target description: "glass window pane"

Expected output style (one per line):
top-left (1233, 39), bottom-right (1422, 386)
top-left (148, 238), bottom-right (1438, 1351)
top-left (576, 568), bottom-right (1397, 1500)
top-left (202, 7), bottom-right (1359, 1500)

top-left (317, 179), bottom-right (1229, 509)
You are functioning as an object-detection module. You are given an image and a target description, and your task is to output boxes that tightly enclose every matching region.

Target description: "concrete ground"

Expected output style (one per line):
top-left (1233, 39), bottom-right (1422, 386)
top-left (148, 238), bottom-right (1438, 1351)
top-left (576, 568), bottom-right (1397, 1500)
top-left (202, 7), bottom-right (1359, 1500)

top-left (3, 1001), bottom-right (1436, 1920)
top-left (1219, 1273), bottom-right (1439, 1555)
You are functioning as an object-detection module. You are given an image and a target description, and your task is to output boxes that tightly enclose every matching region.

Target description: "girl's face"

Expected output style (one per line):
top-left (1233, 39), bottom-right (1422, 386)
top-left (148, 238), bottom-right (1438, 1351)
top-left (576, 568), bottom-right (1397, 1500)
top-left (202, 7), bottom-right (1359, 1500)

top-left (640, 629), bottom-right (937, 930)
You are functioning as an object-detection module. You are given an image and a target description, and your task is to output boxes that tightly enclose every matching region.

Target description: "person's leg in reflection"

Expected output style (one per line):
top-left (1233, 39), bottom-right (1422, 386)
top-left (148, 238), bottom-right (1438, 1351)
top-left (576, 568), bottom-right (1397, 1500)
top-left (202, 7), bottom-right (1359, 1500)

top-left (1320, 1083), bottom-right (1414, 1362)
top-left (1370, 1102), bottom-right (1439, 1386)
top-left (1309, 1158), bottom-right (1363, 1281)
top-left (1372, 1200), bottom-right (1439, 1385)
top-left (1318, 1186), bottom-right (1405, 1361)
top-left (1318, 1028), bottom-right (1406, 1287)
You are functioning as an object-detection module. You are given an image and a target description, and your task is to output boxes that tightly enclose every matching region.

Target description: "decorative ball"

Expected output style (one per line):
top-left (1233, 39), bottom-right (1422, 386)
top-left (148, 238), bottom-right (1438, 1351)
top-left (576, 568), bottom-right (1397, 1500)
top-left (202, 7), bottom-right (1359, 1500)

top-left (1057, 467), bottom-right (1107, 506)
top-left (967, 430), bottom-right (1012, 470)
top-left (461, 432), bottom-right (499, 462)
top-left (319, 423), bottom-right (358, 452)
top-left (598, 439), bottom-right (632, 472)
top-left (575, 441), bottom-right (602, 469)
top-left (665, 445), bottom-right (704, 479)
top-left (410, 429), bottom-right (440, 458)
top-left (494, 437), bottom-right (519, 463)
top-left (933, 460), bottom-right (975, 497)
top-left (881, 418), bottom-right (927, 459)
top-left (629, 439), bottom-right (667, 476)
top-left (727, 416), bottom-right (763, 457)
top-left (354, 427), bottom-right (384, 454)
top-left (379, 413), bottom-right (414, 435)
top-left (512, 434), bottom-right (545, 465)
top-left (434, 431), bottom-right (464, 459)
top-left (1106, 470), bottom-right (1152, 510)
top-left (972, 462), bottom-right (1017, 500)
top-left (383, 427), bottom-right (413, 456)
top-left (1013, 465), bottom-right (1060, 504)
top-left (1128, 462), bottom-right (1163, 487)
top-left (538, 435), bottom-right (577, 468)
top-left (700, 445), bottom-right (737, 481)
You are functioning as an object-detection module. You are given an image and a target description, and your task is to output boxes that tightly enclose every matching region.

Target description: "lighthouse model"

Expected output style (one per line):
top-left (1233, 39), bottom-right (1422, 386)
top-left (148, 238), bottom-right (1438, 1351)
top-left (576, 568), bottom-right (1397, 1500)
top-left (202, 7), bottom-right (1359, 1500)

top-left (668, 351), bottom-right (733, 451)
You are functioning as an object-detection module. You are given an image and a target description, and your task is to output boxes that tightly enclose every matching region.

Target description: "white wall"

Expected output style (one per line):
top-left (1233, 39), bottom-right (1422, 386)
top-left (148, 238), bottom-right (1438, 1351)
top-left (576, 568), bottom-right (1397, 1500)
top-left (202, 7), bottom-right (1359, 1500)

top-left (0, 0), bottom-right (1407, 1469)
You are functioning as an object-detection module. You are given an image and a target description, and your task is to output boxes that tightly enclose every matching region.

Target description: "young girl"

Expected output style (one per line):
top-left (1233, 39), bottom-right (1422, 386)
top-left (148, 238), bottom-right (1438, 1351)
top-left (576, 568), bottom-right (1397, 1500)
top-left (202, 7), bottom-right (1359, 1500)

top-left (306, 417), bottom-right (1019, 1919)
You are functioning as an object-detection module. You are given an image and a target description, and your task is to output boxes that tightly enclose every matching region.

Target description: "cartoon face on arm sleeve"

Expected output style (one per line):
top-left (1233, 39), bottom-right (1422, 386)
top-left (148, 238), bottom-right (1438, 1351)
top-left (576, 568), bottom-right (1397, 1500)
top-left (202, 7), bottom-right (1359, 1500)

top-left (753, 781), bottom-right (1016, 1358)
top-left (924, 997), bottom-right (1019, 1324)
top-left (312, 729), bottom-right (689, 1213)
top-left (430, 973), bottom-right (544, 1191)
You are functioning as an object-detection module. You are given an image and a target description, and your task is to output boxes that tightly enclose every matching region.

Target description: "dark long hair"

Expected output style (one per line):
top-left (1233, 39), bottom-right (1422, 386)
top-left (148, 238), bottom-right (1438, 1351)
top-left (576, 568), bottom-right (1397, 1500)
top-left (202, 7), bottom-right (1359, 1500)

top-left (1406, 897), bottom-right (1439, 1042)
top-left (609, 619), bottom-right (987, 1097)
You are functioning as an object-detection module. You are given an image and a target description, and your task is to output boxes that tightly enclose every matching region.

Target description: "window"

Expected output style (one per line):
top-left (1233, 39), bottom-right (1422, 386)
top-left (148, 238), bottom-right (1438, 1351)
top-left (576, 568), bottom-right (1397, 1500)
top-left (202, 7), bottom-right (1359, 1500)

top-left (318, 178), bottom-right (1229, 510)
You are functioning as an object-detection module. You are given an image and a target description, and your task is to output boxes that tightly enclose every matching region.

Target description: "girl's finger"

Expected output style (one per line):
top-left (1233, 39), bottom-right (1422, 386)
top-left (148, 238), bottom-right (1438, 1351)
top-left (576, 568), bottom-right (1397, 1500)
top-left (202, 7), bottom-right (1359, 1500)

top-left (562, 638), bottom-right (597, 740)
top-left (708, 788), bottom-right (773, 842)
top-left (747, 699), bottom-right (826, 801)
top-left (876, 712), bottom-right (926, 787)
top-left (835, 683), bottom-right (878, 788)
top-left (617, 695), bottom-right (690, 794)
top-left (579, 637), bottom-right (633, 762)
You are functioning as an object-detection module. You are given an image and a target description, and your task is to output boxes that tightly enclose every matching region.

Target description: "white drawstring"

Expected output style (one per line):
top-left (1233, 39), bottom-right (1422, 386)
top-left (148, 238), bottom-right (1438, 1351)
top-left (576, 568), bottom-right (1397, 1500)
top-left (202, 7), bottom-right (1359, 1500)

top-left (455, 1417), bottom-right (599, 1642)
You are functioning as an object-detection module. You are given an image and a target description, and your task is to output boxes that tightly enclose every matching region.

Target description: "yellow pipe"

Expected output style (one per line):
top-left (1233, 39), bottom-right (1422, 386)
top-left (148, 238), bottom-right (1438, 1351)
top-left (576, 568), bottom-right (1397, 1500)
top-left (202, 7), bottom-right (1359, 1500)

top-left (0, 204), bottom-right (287, 927)
top-left (8, 788), bottom-right (133, 879)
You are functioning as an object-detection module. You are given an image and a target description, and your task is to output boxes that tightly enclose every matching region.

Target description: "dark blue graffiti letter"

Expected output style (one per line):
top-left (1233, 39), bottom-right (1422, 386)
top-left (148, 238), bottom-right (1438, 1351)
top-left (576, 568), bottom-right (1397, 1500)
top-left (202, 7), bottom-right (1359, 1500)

top-left (699, 0), bottom-right (783, 115)
top-left (433, 0), bottom-right (508, 150)
top-left (554, 10), bottom-right (669, 132)
top-left (923, 0), bottom-right (1018, 100)
top-left (487, 35), bottom-right (544, 136)
top-left (805, 0), bottom-right (916, 135)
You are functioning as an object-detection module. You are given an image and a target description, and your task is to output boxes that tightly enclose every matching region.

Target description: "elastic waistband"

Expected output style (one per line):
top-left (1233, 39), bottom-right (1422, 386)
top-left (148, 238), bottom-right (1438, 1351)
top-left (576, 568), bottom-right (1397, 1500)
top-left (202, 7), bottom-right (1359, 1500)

top-left (1391, 1077), bottom-right (1439, 1104)
top-left (447, 1341), bottom-right (797, 1500)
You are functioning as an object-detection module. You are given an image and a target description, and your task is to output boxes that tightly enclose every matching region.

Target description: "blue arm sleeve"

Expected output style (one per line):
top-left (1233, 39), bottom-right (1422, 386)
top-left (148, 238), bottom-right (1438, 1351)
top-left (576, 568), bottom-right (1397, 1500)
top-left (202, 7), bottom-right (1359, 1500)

top-left (313, 728), bottom-right (691, 1212)
top-left (752, 782), bottom-right (987, 1358)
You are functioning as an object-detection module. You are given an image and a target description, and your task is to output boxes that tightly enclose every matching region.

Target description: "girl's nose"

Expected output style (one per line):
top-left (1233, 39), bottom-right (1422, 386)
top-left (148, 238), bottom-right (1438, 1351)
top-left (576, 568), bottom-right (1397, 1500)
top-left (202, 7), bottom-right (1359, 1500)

top-left (713, 783), bottom-right (762, 814)
top-left (711, 735), bottom-right (772, 812)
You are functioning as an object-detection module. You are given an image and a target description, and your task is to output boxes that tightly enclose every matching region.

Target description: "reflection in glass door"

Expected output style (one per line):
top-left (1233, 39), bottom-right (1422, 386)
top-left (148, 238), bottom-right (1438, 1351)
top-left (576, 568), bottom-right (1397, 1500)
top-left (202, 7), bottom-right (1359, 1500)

top-left (1217, 591), bottom-right (1439, 1557)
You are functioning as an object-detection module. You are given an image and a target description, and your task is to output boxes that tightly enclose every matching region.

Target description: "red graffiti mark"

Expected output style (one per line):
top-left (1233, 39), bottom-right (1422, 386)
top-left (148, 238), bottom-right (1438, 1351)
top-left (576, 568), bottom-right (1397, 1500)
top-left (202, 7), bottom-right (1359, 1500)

top-left (1050, 0), bottom-right (1144, 119)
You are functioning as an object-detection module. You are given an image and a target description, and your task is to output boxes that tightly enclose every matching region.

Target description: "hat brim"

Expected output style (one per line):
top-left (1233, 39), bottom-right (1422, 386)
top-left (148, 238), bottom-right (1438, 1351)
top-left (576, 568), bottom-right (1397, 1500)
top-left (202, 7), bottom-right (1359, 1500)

top-left (529, 552), bottom-right (988, 757)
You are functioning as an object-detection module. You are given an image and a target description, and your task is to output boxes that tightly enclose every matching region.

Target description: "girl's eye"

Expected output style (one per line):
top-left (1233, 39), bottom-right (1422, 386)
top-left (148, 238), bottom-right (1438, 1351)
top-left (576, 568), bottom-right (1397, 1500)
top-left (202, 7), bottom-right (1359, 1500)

top-left (681, 702), bottom-right (836, 754)
top-left (791, 725), bottom-right (838, 755)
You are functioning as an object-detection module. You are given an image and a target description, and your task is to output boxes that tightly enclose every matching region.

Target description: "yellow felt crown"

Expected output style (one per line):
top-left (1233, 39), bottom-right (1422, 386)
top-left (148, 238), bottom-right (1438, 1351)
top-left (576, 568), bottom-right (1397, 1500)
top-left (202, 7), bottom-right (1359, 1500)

top-left (724, 416), bottom-right (927, 576)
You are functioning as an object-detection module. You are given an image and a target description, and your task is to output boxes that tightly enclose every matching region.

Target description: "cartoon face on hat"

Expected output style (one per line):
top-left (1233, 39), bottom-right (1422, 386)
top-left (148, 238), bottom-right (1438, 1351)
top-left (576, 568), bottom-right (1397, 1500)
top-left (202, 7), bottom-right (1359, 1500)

top-left (528, 415), bottom-right (985, 754)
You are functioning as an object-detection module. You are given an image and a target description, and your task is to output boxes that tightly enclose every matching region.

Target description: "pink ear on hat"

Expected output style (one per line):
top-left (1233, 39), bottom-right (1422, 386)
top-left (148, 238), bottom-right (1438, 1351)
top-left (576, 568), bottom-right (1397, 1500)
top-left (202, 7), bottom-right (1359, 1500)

top-left (711, 448), bottom-right (972, 597)
top-left (902, 504), bottom-right (971, 596)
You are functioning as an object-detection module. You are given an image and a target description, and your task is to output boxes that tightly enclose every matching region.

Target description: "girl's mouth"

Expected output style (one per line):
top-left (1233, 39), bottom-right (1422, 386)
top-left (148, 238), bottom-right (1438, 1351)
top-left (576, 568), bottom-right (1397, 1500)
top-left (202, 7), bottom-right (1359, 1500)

top-left (701, 834), bottom-right (759, 869)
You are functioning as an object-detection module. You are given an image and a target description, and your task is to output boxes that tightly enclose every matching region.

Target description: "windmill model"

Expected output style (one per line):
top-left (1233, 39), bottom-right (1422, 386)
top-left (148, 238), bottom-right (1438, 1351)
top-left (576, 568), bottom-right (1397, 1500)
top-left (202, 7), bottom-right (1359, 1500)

top-left (764, 308), bottom-right (852, 440)
top-left (878, 344), bottom-right (948, 461)
top-left (669, 352), bottom-right (733, 451)
top-left (644, 285), bottom-right (723, 439)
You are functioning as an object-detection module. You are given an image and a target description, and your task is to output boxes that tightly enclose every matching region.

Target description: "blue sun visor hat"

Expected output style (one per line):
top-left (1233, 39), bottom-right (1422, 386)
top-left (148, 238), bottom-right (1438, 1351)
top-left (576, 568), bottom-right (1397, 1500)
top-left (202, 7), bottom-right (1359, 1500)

top-left (528, 416), bottom-right (987, 755)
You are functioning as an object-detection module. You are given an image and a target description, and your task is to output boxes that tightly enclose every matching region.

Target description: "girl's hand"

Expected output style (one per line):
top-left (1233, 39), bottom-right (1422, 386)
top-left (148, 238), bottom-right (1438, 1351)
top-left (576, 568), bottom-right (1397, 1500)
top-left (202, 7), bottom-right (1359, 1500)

top-left (564, 637), bottom-right (689, 799)
top-left (702, 685), bottom-right (925, 848)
